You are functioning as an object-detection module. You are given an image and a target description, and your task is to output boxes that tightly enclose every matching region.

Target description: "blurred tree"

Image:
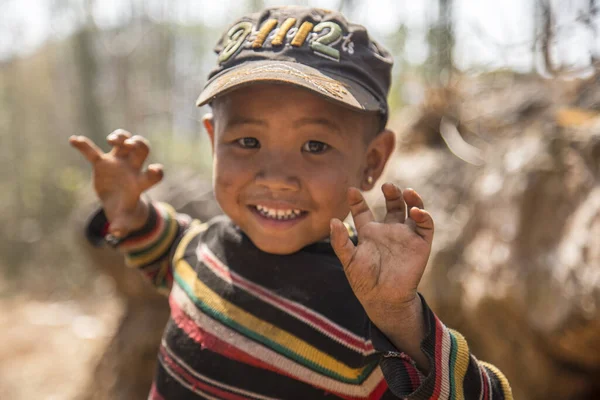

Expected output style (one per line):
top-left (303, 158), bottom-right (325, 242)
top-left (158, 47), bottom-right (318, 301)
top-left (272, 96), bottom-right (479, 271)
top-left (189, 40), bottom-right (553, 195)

top-left (425, 0), bottom-right (454, 86)
top-left (0, 62), bottom-right (28, 275)
top-left (248, 0), bottom-right (265, 12)
top-left (338, 0), bottom-right (356, 13)
top-left (536, 0), bottom-right (560, 76)
top-left (535, 0), bottom-right (599, 77)
top-left (73, 0), bottom-right (107, 146)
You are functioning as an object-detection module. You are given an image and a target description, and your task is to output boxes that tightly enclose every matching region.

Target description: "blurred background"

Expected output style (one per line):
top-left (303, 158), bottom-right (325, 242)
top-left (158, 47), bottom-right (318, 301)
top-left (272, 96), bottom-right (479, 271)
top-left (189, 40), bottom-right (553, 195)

top-left (0, 0), bottom-right (599, 399)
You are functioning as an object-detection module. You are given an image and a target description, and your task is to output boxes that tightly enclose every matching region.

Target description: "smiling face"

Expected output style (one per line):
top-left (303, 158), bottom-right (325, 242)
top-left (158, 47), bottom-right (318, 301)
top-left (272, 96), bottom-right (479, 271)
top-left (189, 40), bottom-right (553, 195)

top-left (203, 84), bottom-right (395, 254)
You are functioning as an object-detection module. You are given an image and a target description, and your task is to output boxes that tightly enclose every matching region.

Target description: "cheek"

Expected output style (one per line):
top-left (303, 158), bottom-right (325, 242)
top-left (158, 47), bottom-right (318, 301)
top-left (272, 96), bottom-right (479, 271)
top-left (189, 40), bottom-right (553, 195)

top-left (306, 160), bottom-right (360, 212)
top-left (213, 150), bottom-right (253, 199)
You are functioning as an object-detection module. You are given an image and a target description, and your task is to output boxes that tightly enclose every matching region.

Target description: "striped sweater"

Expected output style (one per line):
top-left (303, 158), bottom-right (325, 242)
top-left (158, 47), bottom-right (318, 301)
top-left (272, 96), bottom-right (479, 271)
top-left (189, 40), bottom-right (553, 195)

top-left (86, 202), bottom-right (512, 400)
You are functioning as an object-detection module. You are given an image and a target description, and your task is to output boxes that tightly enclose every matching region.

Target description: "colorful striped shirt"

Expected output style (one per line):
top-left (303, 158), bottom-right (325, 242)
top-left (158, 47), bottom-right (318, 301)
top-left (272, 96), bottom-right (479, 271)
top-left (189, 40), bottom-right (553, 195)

top-left (86, 202), bottom-right (512, 399)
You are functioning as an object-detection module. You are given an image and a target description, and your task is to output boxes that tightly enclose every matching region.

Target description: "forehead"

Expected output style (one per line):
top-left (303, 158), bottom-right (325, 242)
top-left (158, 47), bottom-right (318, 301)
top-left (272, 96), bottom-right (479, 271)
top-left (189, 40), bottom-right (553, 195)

top-left (212, 83), bottom-right (371, 126)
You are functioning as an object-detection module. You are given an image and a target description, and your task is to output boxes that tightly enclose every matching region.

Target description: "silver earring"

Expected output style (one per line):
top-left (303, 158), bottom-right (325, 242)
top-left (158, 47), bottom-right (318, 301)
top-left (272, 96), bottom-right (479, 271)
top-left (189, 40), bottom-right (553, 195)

top-left (367, 176), bottom-right (373, 184)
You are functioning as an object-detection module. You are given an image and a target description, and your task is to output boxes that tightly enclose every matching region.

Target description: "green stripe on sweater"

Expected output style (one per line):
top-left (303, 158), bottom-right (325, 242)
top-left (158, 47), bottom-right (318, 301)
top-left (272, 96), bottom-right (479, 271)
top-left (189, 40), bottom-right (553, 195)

top-left (173, 271), bottom-right (378, 385)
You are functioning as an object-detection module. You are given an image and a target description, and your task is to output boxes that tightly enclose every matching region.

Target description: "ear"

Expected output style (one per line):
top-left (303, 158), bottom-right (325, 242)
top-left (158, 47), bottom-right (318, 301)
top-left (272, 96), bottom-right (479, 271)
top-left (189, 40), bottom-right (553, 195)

top-left (361, 129), bottom-right (395, 190)
top-left (202, 113), bottom-right (215, 152)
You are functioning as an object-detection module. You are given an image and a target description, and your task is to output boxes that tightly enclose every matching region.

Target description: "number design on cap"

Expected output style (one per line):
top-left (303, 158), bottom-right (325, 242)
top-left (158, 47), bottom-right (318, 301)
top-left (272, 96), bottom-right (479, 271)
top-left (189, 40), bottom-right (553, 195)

top-left (218, 20), bottom-right (349, 63)
top-left (271, 18), bottom-right (297, 46)
top-left (291, 21), bottom-right (315, 47)
top-left (253, 19), bottom-right (278, 49)
top-left (310, 22), bottom-right (343, 61)
top-left (219, 21), bottom-right (253, 63)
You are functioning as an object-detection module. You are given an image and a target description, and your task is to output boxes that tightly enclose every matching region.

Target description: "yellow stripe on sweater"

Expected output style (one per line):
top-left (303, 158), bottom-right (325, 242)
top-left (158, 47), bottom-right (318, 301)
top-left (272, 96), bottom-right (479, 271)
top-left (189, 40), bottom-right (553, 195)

top-left (481, 361), bottom-right (513, 400)
top-left (125, 204), bottom-right (179, 268)
top-left (173, 224), bottom-right (371, 381)
top-left (449, 329), bottom-right (470, 400)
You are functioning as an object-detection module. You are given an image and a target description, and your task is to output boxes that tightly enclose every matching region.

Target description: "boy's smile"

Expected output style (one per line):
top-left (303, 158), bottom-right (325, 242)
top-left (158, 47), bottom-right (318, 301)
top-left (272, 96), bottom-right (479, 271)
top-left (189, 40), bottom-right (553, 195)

top-left (203, 83), bottom-right (393, 255)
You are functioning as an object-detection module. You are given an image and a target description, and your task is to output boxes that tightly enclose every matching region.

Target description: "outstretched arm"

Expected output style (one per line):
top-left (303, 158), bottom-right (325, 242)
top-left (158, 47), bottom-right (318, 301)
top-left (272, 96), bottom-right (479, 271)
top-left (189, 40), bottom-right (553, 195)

top-left (69, 129), bottom-right (163, 236)
top-left (70, 130), bottom-right (194, 292)
top-left (330, 183), bottom-right (512, 399)
top-left (330, 184), bottom-right (432, 370)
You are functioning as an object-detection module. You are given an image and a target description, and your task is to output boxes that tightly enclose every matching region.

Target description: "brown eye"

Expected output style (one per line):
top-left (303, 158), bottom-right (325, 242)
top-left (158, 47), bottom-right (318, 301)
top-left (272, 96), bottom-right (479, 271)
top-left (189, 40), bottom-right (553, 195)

top-left (302, 141), bottom-right (329, 154)
top-left (237, 137), bottom-right (260, 148)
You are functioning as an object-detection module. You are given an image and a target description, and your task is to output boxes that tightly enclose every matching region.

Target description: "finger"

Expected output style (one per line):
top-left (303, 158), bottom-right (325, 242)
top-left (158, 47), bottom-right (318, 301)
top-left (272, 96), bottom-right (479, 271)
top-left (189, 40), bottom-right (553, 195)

top-left (347, 187), bottom-right (375, 232)
top-left (404, 188), bottom-right (425, 210)
top-left (107, 129), bottom-right (132, 158)
top-left (126, 135), bottom-right (151, 170)
top-left (409, 207), bottom-right (434, 245)
top-left (330, 218), bottom-right (356, 269)
top-left (382, 183), bottom-right (407, 224)
top-left (139, 164), bottom-right (164, 192)
top-left (69, 135), bottom-right (103, 164)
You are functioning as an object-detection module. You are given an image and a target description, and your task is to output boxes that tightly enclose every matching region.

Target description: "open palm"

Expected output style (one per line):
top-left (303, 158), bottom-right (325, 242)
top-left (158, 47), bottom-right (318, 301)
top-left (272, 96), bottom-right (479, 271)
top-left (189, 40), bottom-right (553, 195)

top-left (69, 130), bottom-right (163, 235)
top-left (330, 184), bottom-right (434, 326)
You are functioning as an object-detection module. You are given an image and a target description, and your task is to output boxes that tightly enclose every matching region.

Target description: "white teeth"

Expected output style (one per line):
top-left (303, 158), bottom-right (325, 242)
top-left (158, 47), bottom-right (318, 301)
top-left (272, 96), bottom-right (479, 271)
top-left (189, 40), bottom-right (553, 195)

top-left (255, 205), bottom-right (303, 220)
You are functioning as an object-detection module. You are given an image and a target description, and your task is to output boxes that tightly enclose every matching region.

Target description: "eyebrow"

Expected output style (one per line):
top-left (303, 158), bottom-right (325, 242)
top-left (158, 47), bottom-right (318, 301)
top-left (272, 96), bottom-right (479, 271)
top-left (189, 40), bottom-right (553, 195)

top-left (225, 116), bottom-right (268, 129)
top-left (294, 117), bottom-right (342, 135)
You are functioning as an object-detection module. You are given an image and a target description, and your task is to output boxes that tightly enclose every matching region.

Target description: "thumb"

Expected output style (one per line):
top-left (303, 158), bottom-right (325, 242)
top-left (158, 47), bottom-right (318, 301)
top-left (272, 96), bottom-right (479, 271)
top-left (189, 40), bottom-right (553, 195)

top-left (330, 218), bottom-right (356, 269)
top-left (108, 210), bottom-right (145, 238)
top-left (108, 218), bottom-right (128, 238)
top-left (409, 207), bottom-right (434, 245)
top-left (139, 164), bottom-right (164, 192)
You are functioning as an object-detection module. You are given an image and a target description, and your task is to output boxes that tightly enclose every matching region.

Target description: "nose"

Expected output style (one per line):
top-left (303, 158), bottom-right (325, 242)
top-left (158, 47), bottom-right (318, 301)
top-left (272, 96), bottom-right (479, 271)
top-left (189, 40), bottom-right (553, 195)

top-left (255, 154), bottom-right (301, 191)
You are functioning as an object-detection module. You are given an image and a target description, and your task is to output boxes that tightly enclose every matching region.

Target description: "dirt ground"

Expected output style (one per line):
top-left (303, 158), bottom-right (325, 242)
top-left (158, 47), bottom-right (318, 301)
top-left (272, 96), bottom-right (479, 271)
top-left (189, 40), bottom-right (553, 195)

top-left (0, 276), bottom-right (123, 400)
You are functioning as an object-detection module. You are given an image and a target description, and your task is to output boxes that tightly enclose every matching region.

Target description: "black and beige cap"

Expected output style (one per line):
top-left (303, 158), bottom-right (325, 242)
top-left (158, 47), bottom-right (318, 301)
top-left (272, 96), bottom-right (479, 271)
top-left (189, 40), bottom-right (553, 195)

top-left (196, 6), bottom-right (393, 125)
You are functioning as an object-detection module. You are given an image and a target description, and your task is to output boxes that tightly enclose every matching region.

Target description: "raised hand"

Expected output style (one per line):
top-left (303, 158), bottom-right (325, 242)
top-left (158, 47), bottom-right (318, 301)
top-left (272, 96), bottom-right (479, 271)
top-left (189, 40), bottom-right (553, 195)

top-left (330, 183), bottom-right (434, 367)
top-left (69, 129), bottom-right (164, 236)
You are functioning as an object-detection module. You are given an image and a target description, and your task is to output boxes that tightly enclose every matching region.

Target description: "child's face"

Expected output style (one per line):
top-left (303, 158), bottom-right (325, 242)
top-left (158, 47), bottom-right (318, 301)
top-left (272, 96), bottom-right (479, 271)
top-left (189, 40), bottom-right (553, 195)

top-left (203, 84), bottom-right (394, 254)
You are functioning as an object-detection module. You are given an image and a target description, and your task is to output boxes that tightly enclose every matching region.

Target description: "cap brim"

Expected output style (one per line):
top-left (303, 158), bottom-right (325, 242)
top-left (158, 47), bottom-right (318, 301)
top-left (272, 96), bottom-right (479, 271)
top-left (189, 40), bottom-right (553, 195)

top-left (196, 60), bottom-right (381, 113)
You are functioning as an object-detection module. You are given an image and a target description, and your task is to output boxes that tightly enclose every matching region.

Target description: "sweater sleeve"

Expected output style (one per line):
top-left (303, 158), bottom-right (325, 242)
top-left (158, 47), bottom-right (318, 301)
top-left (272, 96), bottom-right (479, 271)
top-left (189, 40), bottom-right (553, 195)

top-left (85, 202), bottom-right (194, 294)
top-left (369, 294), bottom-right (512, 400)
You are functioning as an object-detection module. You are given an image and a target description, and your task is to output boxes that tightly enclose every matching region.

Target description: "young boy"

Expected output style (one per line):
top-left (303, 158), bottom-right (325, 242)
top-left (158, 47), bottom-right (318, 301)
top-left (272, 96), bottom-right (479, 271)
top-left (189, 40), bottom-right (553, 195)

top-left (70, 6), bottom-right (512, 400)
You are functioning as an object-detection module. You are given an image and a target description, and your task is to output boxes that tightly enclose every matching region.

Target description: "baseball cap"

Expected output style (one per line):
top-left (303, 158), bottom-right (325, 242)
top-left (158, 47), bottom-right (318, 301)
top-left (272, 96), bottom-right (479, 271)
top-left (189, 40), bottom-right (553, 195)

top-left (196, 6), bottom-right (393, 126)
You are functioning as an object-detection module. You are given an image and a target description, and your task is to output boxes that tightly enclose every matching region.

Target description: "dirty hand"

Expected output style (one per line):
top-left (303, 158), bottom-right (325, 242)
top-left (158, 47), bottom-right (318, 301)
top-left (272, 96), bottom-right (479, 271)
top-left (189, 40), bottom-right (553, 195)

top-left (69, 129), bottom-right (163, 236)
top-left (330, 184), bottom-right (434, 358)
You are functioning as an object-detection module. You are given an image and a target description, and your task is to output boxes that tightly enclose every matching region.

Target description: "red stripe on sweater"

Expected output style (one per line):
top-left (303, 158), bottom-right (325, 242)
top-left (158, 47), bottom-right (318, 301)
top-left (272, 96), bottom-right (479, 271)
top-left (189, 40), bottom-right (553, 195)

top-left (101, 222), bottom-right (110, 237)
top-left (200, 246), bottom-right (374, 353)
top-left (169, 297), bottom-right (387, 400)
top-left (171, 299), bottom-right (275, 370)
top-left (367, 378), bottom-right (389, 400)
top-left (149, 382), bottom-right (166, 400)
top-left (480, 364), bottom-right (489, 400)
top-left (403, 359), bottom-right (420, 391)
top-left (165, 264), bottom-right (174, 286)
top-left (119, 204), bottom-right (165, 248)
top-left (160, 347), bottom-right (252, 400)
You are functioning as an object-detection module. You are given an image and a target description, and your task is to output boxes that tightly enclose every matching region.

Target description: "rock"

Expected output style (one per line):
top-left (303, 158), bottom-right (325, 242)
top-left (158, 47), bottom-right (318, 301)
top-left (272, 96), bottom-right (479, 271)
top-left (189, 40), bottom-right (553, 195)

top-left (380, 73), bottom-right (600, 399)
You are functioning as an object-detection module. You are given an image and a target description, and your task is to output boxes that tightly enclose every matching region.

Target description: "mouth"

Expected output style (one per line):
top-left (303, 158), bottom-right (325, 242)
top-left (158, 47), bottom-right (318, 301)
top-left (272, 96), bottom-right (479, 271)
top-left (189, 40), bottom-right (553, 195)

top-left (249, 204), bottom-right (308, 222)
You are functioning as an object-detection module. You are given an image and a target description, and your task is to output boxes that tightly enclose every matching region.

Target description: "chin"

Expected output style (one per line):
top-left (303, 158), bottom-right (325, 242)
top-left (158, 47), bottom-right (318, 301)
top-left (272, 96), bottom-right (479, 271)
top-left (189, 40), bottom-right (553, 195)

top-left (253, 240), bottom-right (304, 255)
